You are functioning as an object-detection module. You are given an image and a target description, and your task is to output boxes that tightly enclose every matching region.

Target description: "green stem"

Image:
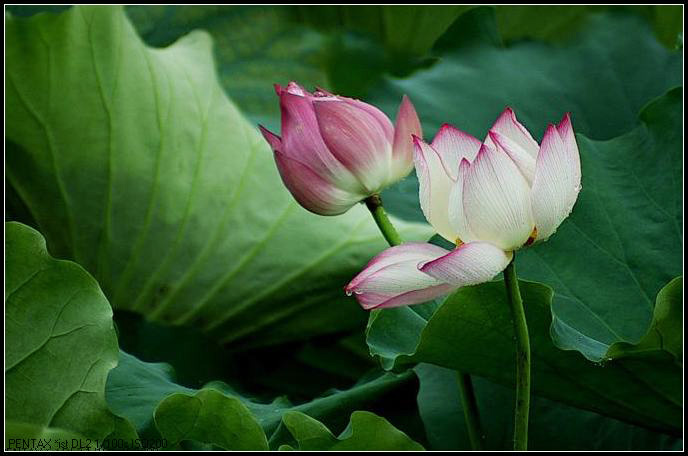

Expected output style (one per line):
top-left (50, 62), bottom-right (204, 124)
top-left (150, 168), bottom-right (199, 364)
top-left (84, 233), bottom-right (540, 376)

top-left (363, 193), bottom-right (484, 451)
top-left (503, 254), bottom-right (530, 451)
top-left (364, 194), bottom-right (403, 246)
top-left (457, 372), bottom-right (485, 450)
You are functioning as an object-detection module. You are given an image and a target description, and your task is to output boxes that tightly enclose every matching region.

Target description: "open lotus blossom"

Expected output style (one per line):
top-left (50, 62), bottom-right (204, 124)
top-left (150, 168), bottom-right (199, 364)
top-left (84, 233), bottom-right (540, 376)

top-left (259, 82), bottom-right (422, 215)
top-left (346, 108), bottom-right (581, 309)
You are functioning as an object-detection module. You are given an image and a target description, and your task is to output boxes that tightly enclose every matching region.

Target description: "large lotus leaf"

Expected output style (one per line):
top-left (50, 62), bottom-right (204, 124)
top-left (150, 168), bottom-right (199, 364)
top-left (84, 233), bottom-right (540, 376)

top-left (367, 278), bottom-right (682, 435)
top-left (278, 410), bottom-right (424, 451)
top-left (5, 6), bottom-right (432, 348)
top-left (5, 222), bottom-right (136, 441)
top-left (415, 363), bottom-right (681, 450)
top-left (516, 88), bottom-right (683, 360)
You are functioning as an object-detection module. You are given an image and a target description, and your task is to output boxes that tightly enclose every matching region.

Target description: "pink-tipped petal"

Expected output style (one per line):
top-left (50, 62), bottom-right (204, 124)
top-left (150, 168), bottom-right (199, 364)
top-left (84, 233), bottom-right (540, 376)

top-left (531, 119), bottom-right (582, 241)
top-left (556, 113), bottom-right (578, 156)
top-left (419, 241), bottom-right (512, 287)
top-left (430, 124), bottom-right (482, 179)
top-left (279, 92), bottom-right (364, 194)
top-left (345, 243), bottom-right (455, 310)
top-left (448, 158), bottom-right (477, 243)
top-left (462, 143), bottom-right (534, 251)
top-left (339, 97), bottom-right (395, 142)
top-left (413, 136), bottom-right (457, 243)
top-left (485, 107), bottom-right (539, 160)
top-left (273, 150), bottom-right (363, 215)
top-left (488, 130), bottom-right (537, 185)
top-left (313, 99), bottom-right (393, 192)
top-left (259, 125), bottom-right (282, 152)
top-left (390, 95), bottom-right (422, 179)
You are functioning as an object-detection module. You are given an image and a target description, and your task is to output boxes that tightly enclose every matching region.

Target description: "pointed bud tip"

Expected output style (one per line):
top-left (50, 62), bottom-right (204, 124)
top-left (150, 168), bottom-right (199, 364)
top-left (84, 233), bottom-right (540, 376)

top-left (500, 106), bottom-right (515, 118)
top-left (258, 124), bottom-right (281, 152)
top-left (438, 122), bottom-right (457, 132)
top-left (558, 112), bottom-right (572, 126)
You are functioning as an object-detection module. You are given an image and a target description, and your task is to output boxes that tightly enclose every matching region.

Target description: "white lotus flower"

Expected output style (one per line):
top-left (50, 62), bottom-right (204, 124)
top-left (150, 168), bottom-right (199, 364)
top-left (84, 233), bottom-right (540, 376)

top-left (346, 108), bottom-right (581, 309)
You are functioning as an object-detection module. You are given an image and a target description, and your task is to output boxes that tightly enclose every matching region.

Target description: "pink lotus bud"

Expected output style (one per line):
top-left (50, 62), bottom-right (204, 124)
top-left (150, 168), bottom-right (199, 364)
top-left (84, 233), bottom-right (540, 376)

top-left (259, 82), bottom-right (422, 215)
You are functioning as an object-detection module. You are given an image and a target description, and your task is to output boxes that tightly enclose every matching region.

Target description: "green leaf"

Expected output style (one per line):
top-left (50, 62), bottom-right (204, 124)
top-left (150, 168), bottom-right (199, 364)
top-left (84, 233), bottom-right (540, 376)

top-left (5, 222), bottom-right (136, 441)
top-left (125, 5), bottom-right (331, 132)
top-left (415, 363), bottom-right (681, 450)
top-left (367, 279), bottom-right (682, 435)
top-left (124, 6), bottom-right (475, 124)
top-left (5, 5), bottom-right (431, 348)
top-left (115, 362), bottom-right (422, 451)
top-left (370, 8), bottom-right (681, 143)
top-left (606, 276), bottom-right (682, 362)
top-left (105, 351), bottom-right (194, 439)
top-left (280, 410), bottom-right (424, 451)
top-left (154, 389), bottom-right (269, 450)
top-left (517, 88), bottom-right (683, 360)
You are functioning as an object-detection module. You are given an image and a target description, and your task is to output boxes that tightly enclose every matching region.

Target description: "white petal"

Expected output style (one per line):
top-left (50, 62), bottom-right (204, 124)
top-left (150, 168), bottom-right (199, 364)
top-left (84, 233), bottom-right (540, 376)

top-left (488, 130), bottom-right (537, 185)
top-left (345, 243), bottom-right (455, 309)
top-left (531, 115), bottom-right (582, 241)
top-left (419, 241), bottom-right (512, 287)
top-left (485, 107), bottom-right (539, 159)
top-left (413, 136), bottom-right (458, 243)
top-left (448, 158), bottom-right (477, 243)
top-left (462, 143), bottom-right (535, 251)
top-left (430, 124), bottom-right (482, 180)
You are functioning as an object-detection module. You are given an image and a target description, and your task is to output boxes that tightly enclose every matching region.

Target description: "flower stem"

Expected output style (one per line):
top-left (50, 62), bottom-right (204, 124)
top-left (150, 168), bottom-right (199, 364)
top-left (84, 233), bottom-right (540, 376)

top-left (503, 254), bottom-right (530, 451)
top-left (363, 193), bottom-right (484, 451)
top-left (457, 371), bottom-right (485, 450)
top-left (364, 194), bottom-right (403, 246)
